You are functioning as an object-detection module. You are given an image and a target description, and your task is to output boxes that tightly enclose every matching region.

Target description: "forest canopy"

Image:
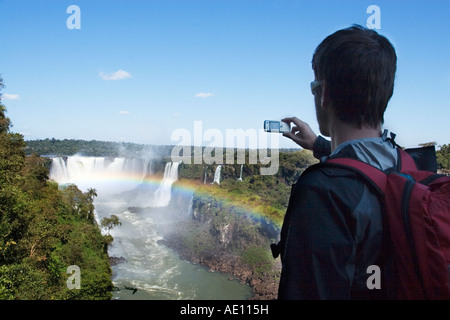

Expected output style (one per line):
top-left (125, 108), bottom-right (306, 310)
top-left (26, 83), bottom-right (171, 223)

top-left (0, 78), bottom-right (113, 300)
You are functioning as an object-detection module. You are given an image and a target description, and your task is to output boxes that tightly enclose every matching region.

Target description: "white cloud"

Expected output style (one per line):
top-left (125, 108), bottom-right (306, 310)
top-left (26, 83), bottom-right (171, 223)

top-left (195, 92), bottom-right (214, 98)
top-left (119, 110), bottom-right (130, 115)
top-left (173, 113), bottom-right (180, 117)
top-left (2, 93), bottom-right (20, 100)
top-left (99, 69), bottom-right (132, 81)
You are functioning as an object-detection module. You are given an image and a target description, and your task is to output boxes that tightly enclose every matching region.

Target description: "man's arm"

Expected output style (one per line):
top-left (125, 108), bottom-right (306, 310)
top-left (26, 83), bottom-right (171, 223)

top-left (312, 135), bottom-right (331, 159)
top-left (282, 117), bottom-right (331, 159)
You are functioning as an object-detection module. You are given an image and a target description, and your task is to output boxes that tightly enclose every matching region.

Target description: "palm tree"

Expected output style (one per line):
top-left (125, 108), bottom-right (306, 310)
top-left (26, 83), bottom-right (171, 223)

top-left (85, 188), bottom-right (98, 221)
top-left (86, 188), bottom-right (97, 201)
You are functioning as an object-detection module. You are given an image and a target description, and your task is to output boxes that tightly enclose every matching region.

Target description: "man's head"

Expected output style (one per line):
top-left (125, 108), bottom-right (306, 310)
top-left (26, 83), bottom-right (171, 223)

top-left (311, 25), bottom-right (397, 135)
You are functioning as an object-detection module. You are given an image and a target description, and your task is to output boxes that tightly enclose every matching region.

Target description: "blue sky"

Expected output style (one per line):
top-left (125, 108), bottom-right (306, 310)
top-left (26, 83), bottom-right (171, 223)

top-left (1, 0), bottom-right (449, 149)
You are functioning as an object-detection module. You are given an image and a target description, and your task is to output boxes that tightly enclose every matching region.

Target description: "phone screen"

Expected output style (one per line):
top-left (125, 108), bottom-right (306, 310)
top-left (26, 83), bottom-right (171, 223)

top-left (269, 121), bottom-right (281, 131)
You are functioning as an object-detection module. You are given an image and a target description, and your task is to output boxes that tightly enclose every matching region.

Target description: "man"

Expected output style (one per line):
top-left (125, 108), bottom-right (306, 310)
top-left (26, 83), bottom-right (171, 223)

top-left (276, 25), bottom-right (398, 299)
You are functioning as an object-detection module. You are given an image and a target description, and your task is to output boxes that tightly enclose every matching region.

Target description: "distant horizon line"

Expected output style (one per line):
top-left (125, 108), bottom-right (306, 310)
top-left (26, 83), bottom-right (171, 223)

top-left (24, 137), bottom-right (304, 151)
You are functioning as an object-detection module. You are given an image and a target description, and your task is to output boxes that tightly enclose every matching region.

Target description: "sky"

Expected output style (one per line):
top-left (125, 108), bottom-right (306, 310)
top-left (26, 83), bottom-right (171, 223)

top-left (1, 0), bottom-right (449, 150)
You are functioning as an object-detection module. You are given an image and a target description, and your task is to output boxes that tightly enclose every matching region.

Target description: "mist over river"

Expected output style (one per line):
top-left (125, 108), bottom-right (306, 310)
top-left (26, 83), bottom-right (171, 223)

top-left (49, 155), bottom-right (252, 300)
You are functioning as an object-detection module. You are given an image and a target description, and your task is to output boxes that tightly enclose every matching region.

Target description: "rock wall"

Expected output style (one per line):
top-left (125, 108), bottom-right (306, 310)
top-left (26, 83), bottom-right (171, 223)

top-left (163, 193), bottom-right (281, 300)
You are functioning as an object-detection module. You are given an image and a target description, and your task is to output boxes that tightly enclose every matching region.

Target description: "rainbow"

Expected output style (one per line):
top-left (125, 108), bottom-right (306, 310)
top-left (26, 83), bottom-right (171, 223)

top-left (75, 172), bottom-right (285, 228)
top-left (170, 178), bottom-right (284, 228)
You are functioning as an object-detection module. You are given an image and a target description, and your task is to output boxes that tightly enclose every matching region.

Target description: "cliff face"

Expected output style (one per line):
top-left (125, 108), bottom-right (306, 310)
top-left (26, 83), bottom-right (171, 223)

top-left (163, 193), bottom-right (281, 300)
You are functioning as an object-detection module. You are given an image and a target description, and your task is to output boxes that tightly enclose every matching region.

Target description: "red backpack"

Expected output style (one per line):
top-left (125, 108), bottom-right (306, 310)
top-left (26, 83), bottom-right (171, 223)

top-left (328, 148), bottom-right (450, 299)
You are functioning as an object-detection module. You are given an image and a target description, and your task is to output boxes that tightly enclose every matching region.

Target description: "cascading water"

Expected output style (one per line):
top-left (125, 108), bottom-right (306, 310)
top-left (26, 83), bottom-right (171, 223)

top-left (187, 195), bottom-right (194, 217)
top-left (49, 155), bottom-right (153, 194)
top-left (151, 162), bottom-right (179, 207)
top-left (238, 164), bottom-right (243, 181)
top-left (212, 165), bottom-right (221, 185)
top-left (48, 155), bottom-right (251, 300)
top-left (203, 165), bottom-right (209, 184)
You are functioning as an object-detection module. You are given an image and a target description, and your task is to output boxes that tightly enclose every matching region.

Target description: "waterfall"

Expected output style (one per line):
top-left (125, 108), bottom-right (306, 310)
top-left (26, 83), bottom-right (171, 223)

top-left (187, 194), bottom-right (194, 217)
top-left (151, 162), bottom-right (180, 207)
top-left (238, 164), bottom-right (243, 181)
top-left (123, 157), bottom-right (153, 179)
top-left (49, 155), bottom-right (154, 194)
top-left (50, 157), bottom-right (70, 182)
top-left (212, 165), bottom-right (221, 185)
top-left (49, 156), bottom-right (180, 207)
top-left (203, 166), bottom-right (209, 184)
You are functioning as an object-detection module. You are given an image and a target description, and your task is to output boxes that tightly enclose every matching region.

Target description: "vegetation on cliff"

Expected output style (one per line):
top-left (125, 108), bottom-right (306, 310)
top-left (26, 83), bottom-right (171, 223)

top-left (177, 149), bottom-right (317, 226)
top-left (437, 144), bottom-right (450, 174)
top-left (164, 192), bottom-right (282, 299)
top-left (0, 79), bottom-right (113, 300)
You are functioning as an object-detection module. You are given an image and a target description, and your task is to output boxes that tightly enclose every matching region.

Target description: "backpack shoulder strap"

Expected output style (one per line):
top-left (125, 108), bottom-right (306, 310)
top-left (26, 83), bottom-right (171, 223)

top-left (327, 147), bottom-right (419, 193)
top-left (397, 148), bottom-right (418, 172)
top-left (326, 157), bottom-right (388, 195)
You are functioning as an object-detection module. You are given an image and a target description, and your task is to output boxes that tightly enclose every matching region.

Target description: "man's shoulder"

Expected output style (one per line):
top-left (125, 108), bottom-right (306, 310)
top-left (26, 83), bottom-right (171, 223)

top-left (298, 162), bottom-right (363, 183)
top-left (289, 162), bottom-right (383, 220)
top-left (290, 162), bottom-right (367, 198)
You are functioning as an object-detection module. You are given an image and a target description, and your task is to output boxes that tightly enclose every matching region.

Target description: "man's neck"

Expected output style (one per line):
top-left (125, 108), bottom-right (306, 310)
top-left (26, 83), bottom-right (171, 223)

top-left (329, 118), bottom-right (382, 152)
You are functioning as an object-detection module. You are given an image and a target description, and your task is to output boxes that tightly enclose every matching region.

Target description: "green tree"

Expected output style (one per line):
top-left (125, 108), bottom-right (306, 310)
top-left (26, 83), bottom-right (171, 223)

top-left (0, 78), bottom-right (113, 300)
top-left (101, 215), bottom-right (122, 235)
top-left (0, 78), bottom-right (11, 134)
top-left (85, 188), bottom-right (98, 222)
top-left (437, 144), bottom-right (450, 173)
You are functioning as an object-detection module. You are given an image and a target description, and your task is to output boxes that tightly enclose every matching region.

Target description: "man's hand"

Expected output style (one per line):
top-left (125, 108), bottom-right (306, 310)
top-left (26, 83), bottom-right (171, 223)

top-left (282, 117), bottom-right (317, 151)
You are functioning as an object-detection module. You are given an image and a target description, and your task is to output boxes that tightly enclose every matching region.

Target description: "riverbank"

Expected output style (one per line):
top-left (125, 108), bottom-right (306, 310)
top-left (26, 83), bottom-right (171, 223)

top-left (160, 191), bottom-right (282, 300)
top-left (162, 231), bottom-right (280, 300)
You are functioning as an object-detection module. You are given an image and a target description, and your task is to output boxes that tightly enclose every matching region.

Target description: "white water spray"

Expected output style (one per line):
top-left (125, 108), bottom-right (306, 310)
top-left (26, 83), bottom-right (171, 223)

top-left (212, 165), bottom-right (221, 185)
top-left (203, 166), bottom-right (209, 184)
top-left (238, 164), bottom-right (243, 181)
top-left (49, 155), bottom-right (153, 194)
top-left (151, 162), bottom-right (180, 207)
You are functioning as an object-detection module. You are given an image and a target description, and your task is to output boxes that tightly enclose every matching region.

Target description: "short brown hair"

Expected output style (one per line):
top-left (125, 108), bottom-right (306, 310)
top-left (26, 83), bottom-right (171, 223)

top-left (312, 25), bottom-right (397, 128)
